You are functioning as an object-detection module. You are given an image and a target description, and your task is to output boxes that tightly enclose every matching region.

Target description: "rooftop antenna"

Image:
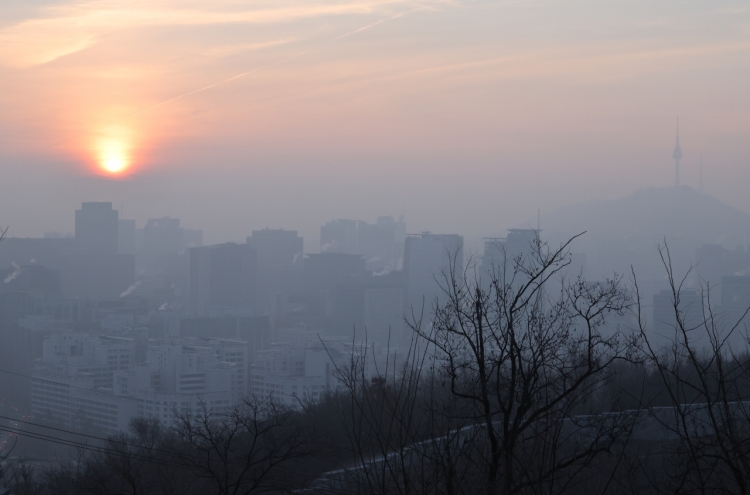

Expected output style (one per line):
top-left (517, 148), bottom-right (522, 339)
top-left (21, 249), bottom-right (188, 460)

top-left (672, 117), bottom-right (683, 187)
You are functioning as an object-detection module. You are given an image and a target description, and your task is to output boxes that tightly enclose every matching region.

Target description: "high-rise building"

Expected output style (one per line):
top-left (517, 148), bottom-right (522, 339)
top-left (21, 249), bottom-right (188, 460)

top-left (304, 253), bottom-right (366, 291)
top-left (247, 229), bottom-right (303, 317)
top-left (403, 233), bottom-right (463, 313)
top-left (480, 229), bottom-right (541, 288)
top-left (0, 264), bottom-right (62, 299)
top-left (331, 272), bottom-right (404, 343)
top-left (320, 216), bottom-right (406, 273)
top-left (0, 237), bottom-right (76, 269)
top-left (321, 219), bottom-right (359, 254)
top-left (75, 202), bottom-right (119, 254)
top-left (143, 217), bottom-right (183, 254)
top-left (303, 253), bottom-right (367, 315)
top-left (189, 243), bottom-right (257, 315)
top-left (64, 203), bottom-right (136, 299)
top-left (0, 204), bottom-right (134, 301)
top-left (56, 253), bottom-right (135, 300)
top-left (358, 216), bottom-right (406, 273)
top-left (118, 219), bottom-right (136, 255)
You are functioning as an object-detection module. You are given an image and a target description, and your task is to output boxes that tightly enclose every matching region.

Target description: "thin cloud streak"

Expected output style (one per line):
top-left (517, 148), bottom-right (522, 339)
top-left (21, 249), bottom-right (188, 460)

top-left (0, 0), bottom-right (425, 67)
top-left (202, 38), bottom-right (299, 58)
top-left (242, 38), bottom-right (750, 110)
top-left (332, 6), bottom-right (429, 40)
top-left (114, 7), bottom-right (429, 123)
top-left (123, 50), bottom-right (313, 121)
top-left (333, 18), bottom-right (387, 40)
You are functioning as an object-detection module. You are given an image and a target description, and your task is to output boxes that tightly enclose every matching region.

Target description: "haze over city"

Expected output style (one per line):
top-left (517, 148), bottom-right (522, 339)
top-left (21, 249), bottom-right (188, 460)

top-left (2, 1), bottom-right (750, 494)
top-left (1, 1), bottom-right (749, 243)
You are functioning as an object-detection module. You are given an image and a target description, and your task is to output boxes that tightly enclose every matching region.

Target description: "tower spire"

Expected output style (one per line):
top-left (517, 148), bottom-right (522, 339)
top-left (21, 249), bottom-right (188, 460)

top-left (672, 117), bottom-right (683, 187)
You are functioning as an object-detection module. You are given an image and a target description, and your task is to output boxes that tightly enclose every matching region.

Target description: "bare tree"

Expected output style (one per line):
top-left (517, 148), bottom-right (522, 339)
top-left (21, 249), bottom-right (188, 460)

top-left (72, 417), bottom-right (190, 495)
top-left (172, 397), bottom-right (314, 495)
top-left (634, 244), bottom-right (750, 495)
top-left (411, 235), bottom-right (637, 495)
top-left (323, 332), bottom-right (475, 495)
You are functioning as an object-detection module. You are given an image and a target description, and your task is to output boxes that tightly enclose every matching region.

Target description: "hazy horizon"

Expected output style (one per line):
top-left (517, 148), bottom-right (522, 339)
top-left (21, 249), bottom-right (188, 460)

top-left (1, 0), bottom-right (749, 244)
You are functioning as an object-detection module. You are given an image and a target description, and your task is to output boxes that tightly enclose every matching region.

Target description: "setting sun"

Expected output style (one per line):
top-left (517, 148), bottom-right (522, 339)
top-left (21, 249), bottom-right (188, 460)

top-left (92, 125), bottom-right (136, 176)
top-left (101, 148), bottom-right (128, 173)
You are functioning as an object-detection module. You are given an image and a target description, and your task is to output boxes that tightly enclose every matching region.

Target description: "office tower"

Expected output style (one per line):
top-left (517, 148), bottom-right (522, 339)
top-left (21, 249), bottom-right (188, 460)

top-left (332, 271), bottom-right (404, 343)
top-left (403, 233), bottom-right (463, 313)
top-left (247, 229), bottom-right (303, 317)
top-left (47, 203), bottom-right (135, 299)
top-left (75, 202), bottom-right (119, 254)
top-left (358, 216), bottom-right (406, 273)
top-left (320, 216), bottom-right (406, 272)
top-left (118, 219), bottom-right (136, 255)
top-left (321, 219), bottom-right (359, 254)
top-left (189, 243), bottom-right (257, 315)
top-left (481, 229), bottom-right (541, 277)
top-left (144, 217), bottom-right (183, 254)
top-left (296, 252), bottom-right (366, 323)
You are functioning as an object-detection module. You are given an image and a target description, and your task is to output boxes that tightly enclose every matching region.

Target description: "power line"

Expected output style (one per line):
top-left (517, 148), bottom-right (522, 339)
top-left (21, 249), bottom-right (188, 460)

top-left (0, 426), bottom-right (183, 469)
top-left (0, 414), bottom-right (177, 457)
top-left (0, 424), bottom-right (373, 494)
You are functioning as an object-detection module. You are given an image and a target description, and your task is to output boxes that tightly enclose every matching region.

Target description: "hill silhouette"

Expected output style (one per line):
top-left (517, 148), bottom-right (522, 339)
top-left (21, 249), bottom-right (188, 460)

top-left (537, 186), bottom-right (750, 248)
top-left (526, 186), bottom-right (750, 281)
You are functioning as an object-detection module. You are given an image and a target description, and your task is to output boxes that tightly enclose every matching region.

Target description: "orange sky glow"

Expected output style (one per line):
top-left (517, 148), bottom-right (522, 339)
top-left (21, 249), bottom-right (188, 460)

top-left (0, 0), bottom-right (749, 239)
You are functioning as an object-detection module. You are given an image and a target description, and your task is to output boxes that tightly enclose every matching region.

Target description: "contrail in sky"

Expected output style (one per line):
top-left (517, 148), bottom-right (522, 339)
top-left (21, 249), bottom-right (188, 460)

top-left (122, 7), bottom-right (428, 121)
top-left (332, 19), bottom-right (387, 41)
top-left (127, 50), bottom-right (311, 119)
top-left (333, 8), bottom-right (421, 41)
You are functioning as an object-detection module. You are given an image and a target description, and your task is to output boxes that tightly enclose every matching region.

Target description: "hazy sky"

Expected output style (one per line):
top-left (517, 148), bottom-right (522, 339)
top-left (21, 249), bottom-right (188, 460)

top-left (1, 0), bottom-right (749, 245)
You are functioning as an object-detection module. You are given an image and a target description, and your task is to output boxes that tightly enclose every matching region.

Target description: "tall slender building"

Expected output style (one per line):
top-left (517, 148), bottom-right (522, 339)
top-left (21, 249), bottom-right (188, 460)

top-left (672, 118), bottom-right (683, 187)
top-left (403, 233), bottom-right (463, 312)
top-left (75, 202), bottom-right (119, 254)
top-left (189, 243), bottom-right (257, 315)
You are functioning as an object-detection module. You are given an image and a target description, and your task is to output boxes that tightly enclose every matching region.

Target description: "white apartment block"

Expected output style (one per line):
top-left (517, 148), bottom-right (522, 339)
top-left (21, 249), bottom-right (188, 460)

top-left (32, 333), bottom-right (248, 434)
top-left (250, 340), bottom-right (373, 408)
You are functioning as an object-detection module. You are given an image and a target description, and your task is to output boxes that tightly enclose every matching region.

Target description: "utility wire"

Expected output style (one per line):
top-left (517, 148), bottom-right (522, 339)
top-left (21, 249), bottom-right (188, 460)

top-left (0, 414), bottom-right (177, 457)
top-left (0, 426), bottom-right (183, 469)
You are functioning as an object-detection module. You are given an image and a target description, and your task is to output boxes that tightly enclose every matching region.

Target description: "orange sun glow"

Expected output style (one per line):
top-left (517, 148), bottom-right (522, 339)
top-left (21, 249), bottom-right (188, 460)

top-left (92, 125), bottom-right (136, 176)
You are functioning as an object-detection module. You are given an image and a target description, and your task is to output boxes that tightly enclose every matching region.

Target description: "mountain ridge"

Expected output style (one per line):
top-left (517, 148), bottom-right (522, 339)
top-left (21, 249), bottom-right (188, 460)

top-left (531, 186), bottom-right (750, 248)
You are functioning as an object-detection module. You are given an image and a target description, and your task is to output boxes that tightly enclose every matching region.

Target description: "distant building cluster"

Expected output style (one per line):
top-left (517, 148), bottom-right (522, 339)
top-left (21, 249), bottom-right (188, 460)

top-left (31, 332), bottom-right (244, 434)
top-left (1, 203), bottom-right (545, 434)
top-left (4, 198), bottom-right (745, 435)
